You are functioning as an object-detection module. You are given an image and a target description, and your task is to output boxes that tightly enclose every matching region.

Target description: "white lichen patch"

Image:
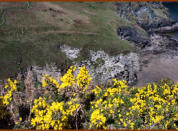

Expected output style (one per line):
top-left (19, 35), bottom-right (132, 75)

top-left (88, 50), bottom-right (139, 83)
top-left (32, 63), bottom-right (61, 82)
top-left (60, 44), bottom-right (81, 60)
top-left (73, 50), bottom-right (139, 85)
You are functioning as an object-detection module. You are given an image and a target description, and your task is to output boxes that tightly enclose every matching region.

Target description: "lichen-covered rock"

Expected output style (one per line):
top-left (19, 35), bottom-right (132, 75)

top-left (32, 63), bottom-right (61, 82)
top-left (74, 50), bottom-right (139, 86)
top-left (60, 44), bottom-right (81, 60)
top-left (59, 45), bottom-right (140, 85)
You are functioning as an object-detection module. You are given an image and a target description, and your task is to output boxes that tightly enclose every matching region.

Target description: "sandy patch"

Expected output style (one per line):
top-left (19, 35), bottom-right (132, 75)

top-left (136, 53), bottom-right (178, 86)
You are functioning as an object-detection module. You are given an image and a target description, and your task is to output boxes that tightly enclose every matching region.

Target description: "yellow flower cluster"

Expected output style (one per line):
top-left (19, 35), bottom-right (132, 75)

top-left (31, 97), bottom-right (80, 130)
top-left (42, 66), bottom-right (91, 93)
top-left (60, 66), bottom-right (76, 89)
top-left (42, 74), bottom-right (60, 90)
top-left (112, 78), bottom-right (128, 94)
top-left (42, 74), bottom-right (49, 88)
top-left (89, 78), bottom-right (178, 129)
top-left (90, 109), bottom-right (106, 129)
top-left (31, 97), bottom-right (68, 130)
top-left (76, 66), bottom-right (91, 91)
top-left (90, 79), bottom-right (127, 129)
top-left (0, 97), bottom-right (10, 119)
top-left (128, 81), bottom-right (178, 129)
top-left (91, 85), bottom-right (102, 95)
top-left (67, 98), bottom-right (80, 115)
top-left (0, 78), bottom-right (17, 106)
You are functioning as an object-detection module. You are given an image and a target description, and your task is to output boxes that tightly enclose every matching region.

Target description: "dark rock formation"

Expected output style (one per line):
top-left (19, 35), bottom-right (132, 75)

top-left (116, 2), bottom-right (177, 51)
top-left (117, 26), bottom-right (150, 48)
top-left (116, 2), bottom-right (174, 29)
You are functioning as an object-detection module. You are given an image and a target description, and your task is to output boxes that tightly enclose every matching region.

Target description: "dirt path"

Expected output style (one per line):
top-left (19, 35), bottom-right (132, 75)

top-left (136, 53), bottom-right (178, 87)
top-left (41, 30), bottom-right (98, 35)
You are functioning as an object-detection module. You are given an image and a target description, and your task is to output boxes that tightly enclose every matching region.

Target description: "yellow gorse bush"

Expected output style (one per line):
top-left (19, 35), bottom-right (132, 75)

top-left (31, 97), bottom-right (81, 129)
top-left (0, 97), bottom-right (10, 120)
top-left (42, 74), bottom-right (59, 89)
top-left (90, 109), bottom-right (107, 129)
top-left (32, 67), bottom-right (178, 130)
top-left (127, 81), bottom-right (178, 129)
top-left (89, 79), bottom-right (127, 129)
top-left (0, 78), bottom-right (18, 122)
top-left (0, 66), bottom-right (177, 130)
top-left (31, 97), bottom-right (68, 130)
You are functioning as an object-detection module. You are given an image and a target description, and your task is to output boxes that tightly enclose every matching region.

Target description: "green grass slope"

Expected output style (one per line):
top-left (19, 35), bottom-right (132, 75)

top-left (0, 2), bottom-right (134, 79)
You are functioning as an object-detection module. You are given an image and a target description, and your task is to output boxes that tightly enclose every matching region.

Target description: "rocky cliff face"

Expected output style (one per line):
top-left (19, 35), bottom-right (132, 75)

top-left (116, 2), bottom-right (178, 52)
top-left (61, 45), bottom-right (139, 86)
top-left (74, 50), bottom-right (139, 86)
top-left (116, 2), bottom-right (175, 30)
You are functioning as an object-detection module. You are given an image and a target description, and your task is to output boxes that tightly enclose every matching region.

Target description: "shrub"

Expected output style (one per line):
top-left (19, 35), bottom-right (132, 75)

top-left (0, 66), bottom-right (177, 130)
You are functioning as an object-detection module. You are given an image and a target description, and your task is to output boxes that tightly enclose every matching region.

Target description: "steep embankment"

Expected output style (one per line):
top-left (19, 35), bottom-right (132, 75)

top-left (0, 2), bottom-right (178, 86)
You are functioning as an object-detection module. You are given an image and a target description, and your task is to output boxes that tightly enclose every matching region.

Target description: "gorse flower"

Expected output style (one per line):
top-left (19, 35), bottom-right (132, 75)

top-left (42, 65), bottom-right (91, 93)
top-left (128, 80), bottom-right (178, 129)
top-left (89, 79), bottom-right (128, 129)
top-left (60, 66), bottom-right (76, 89)
top-left (42, 74), bottom-right (60, 92)
top-left (76, 66), bottom-right (91, 91)
top-left (90, 109), bottom-right (107, 129)
top-left (1, 78), bottom-right (18, 106)
top-left (42, 74), bottom-right (49, 88)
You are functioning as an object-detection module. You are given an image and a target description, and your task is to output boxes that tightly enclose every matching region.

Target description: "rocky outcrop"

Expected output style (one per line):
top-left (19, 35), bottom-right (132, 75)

top-left (32, 63), bottom-right (61, 82)
top-left (116, 2), bottom-right (177, 51)
top-left (117, 26), bottom-right (150, 48)
top-left (60, 45), bottom-right (139, 86)
top-left (29, 45), bottom-right (139, 86)
top-left (116, 2), bottom-right (174, 30)
top-left (19, 3), bottom-right (178, 87)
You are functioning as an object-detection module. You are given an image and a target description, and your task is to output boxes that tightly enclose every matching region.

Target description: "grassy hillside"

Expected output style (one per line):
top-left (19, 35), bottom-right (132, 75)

top-left (0, 2), bottom-right (134, 79)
